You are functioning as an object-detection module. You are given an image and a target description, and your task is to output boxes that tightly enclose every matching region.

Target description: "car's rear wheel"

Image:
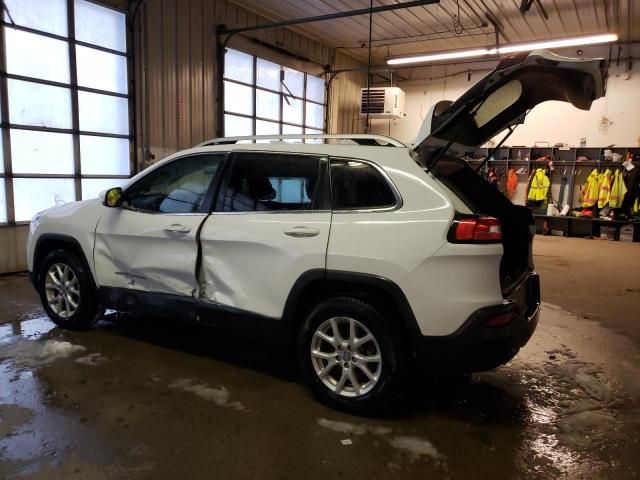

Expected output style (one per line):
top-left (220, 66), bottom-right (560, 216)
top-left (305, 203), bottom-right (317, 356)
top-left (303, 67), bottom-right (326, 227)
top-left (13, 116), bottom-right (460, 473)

top-left (38, 250), bottom-right (103, 330)
top-left (297, 297), bottom-right (406, 414)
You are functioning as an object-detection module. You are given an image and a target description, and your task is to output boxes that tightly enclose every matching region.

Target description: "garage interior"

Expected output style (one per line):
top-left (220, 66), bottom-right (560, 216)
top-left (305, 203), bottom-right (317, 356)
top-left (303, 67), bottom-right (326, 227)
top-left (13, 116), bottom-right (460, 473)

top-left (1, 0), bottom-right (640, 479)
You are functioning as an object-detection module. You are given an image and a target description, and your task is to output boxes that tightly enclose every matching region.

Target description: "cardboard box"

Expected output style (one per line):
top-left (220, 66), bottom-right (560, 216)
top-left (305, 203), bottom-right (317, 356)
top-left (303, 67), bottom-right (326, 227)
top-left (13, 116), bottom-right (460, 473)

top-left (620, 225), bottom-right (635, 242)
top-left (600, 226), bottom-right (616, 240)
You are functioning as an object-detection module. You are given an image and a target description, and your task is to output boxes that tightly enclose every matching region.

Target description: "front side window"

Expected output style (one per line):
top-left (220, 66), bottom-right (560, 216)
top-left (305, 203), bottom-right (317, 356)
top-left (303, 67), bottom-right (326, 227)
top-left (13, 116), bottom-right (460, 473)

top-left (122, 155), bottom-right (223, 214)
top-left (220, 153), bottom-right (321, 212)
top-left (330, 159), bottom-right (396, 210)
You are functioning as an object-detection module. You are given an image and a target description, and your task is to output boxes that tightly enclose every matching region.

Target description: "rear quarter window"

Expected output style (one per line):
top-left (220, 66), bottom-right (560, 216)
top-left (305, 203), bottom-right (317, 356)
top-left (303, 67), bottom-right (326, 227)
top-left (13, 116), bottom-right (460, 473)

top-left (330, 159), bottom-right (397, 210)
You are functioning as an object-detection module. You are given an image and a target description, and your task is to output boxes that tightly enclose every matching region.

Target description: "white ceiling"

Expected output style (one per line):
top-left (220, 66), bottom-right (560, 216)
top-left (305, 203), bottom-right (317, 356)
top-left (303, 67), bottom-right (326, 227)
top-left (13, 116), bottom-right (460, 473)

top-left (234, 0), bottom-right (639, 63)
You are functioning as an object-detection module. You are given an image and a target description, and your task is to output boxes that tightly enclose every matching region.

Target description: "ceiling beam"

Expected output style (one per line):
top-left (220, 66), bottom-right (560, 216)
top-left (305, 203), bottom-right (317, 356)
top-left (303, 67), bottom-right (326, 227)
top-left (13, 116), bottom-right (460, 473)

top-left (218, 0), bottom-right (440, 36)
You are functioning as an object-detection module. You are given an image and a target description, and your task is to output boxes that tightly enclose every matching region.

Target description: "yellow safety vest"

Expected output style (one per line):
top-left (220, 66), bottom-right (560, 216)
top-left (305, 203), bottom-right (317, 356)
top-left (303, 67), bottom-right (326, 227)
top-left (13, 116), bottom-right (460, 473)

top-left (609, 169), bottom-right (628, 208)
top-left (528, 168), bottom-right (550, 202)
top-left (597, 169), bottom-right (612, 208)
top-left (581, 169), bottom-right (599, 207)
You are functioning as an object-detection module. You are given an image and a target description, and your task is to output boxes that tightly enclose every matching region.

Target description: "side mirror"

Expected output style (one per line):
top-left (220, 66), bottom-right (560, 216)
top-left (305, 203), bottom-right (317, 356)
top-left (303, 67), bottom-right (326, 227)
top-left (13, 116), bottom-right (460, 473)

top-left (102, 187), bottom-right (123, 208)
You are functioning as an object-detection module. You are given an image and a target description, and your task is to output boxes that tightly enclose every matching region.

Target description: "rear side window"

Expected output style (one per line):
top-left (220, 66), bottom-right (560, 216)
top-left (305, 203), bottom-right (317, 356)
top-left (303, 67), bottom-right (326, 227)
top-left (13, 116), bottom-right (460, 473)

top-left (220, 152), bottom-right (322, 212)
top-left (330, 159), bottom-right (396, 210)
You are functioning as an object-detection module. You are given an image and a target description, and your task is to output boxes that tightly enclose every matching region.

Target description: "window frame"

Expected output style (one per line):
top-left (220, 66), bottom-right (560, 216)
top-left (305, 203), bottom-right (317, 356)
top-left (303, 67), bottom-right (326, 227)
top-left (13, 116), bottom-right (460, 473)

top-left (329, 157), bottom-right (403, 213)
top-left (120, 153), bottom-right (228, 215)
top-left (213, 151), bottom-right (331, 214)
top-left (223, 49), bottom-right (327, 140)
top-left (0, 0), bottom-right (133, 225)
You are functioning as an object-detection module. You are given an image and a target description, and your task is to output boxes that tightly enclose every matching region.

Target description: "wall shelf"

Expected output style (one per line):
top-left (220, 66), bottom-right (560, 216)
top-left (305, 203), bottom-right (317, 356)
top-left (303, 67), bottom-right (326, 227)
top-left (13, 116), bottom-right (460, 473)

top-left (464, 146), bottom-right (640, 242)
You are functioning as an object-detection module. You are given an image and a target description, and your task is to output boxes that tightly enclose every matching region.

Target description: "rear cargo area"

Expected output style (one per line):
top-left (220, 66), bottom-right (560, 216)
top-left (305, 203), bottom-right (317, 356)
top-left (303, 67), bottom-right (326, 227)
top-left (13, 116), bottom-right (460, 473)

top-left (431, 158), bottom-right (534, 292)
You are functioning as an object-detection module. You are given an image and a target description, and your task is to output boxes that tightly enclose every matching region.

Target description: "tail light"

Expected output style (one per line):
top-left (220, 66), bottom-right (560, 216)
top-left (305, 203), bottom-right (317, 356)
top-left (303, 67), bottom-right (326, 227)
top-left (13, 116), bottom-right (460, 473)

top-left (484, 310), bottom-right (516, 327)
top-left (449, 215), bottom-right (502, 243)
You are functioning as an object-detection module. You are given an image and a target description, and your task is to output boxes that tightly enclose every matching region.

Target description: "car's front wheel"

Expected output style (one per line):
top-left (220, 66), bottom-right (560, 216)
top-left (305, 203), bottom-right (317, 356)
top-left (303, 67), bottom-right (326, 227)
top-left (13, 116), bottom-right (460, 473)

top-left (297, 297), bottom-right (406, 414)
top-left (38, 250), bottom-right (103, 330)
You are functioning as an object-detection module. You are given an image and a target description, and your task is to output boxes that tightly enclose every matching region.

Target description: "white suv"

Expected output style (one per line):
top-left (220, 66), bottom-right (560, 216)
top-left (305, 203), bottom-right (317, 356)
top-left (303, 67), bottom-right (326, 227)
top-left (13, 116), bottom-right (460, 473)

top-left (27, 51), bottom-right (605, 412)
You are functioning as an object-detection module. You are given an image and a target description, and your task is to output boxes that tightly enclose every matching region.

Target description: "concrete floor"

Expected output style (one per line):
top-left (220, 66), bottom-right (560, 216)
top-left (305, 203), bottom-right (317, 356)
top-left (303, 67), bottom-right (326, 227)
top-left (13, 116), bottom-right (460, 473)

top-left (1, 236), bottom-right (639, 479)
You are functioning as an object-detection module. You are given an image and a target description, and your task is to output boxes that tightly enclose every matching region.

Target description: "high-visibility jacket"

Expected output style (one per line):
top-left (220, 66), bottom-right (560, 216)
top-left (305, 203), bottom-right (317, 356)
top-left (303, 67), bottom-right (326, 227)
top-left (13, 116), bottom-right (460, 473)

top-left (609, 169), bottom-right (628, 208)
top-left (581, 169), bottom-right (599, 207)
top-left (597, 168), bottom-right (612, 208)
top-left (506, 168), bottom-right (518, 199)
top-left (528, 168), bottom-right (550, 201)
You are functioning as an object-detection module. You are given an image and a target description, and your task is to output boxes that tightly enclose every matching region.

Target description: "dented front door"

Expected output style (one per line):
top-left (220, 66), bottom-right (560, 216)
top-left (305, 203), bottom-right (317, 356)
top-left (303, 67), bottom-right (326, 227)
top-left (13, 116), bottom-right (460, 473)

top-left (94, 209), bottom-right (206, 296)
top-left (94, 154), bottom-right (224, 296)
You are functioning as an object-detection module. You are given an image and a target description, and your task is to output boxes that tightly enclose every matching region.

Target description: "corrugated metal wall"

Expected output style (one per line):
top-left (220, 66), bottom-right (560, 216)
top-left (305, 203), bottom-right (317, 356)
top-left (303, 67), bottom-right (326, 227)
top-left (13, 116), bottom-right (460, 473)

top-left (327, 53), bottom-right (368, 137)
top-left (0, 225), bottom-right (28, 274)
top-left (133, 0), bottom-right (366, 170)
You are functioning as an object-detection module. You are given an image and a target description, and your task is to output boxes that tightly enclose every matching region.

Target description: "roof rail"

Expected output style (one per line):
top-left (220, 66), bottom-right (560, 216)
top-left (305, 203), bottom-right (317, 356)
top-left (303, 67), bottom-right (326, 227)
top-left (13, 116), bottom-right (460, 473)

top-left (196, 134), bottom-right (406, 147)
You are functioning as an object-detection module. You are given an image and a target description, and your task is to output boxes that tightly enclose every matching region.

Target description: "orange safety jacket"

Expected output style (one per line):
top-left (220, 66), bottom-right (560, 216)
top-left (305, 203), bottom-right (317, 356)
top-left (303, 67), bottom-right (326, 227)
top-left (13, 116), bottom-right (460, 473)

top-left (506, 168), bottom-right (518, 199)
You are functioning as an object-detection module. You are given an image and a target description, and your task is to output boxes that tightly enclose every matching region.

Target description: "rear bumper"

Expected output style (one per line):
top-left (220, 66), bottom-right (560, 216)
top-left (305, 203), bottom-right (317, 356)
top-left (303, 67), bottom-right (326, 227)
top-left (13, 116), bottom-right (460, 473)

top-left (414, 272), bottom-right (540, 373)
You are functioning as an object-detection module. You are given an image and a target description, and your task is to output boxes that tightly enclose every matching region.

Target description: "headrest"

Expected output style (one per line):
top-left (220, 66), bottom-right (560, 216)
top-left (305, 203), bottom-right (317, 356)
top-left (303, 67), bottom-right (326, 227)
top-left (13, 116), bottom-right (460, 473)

top-left (246, 176), bottom-right (276, 201)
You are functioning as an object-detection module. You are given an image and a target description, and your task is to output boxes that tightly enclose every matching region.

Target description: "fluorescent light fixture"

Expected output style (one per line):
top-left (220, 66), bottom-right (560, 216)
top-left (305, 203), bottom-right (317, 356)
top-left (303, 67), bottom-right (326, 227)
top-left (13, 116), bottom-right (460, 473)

top-left (496, 33), bottom-right (618, 54)
top-left (387, 48), bottom-right (492, 65)
top-left (387, 33), bottom-right (618, 65)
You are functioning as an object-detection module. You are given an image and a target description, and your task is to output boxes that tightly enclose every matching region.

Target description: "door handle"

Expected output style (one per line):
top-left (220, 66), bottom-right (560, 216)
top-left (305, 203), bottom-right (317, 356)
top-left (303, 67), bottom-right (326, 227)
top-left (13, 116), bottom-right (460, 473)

top-left (283, 226), bottom-right (320, 238)
top-left (165, 224), bottom-right (191, 234)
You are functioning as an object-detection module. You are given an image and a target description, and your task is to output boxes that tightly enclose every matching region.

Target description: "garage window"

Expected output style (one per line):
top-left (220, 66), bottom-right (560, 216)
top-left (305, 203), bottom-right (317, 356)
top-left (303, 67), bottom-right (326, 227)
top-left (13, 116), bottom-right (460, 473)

top-left (224, 49), bottom-right (326, 142)
top-left (0, 0), bottom-right (131, 224)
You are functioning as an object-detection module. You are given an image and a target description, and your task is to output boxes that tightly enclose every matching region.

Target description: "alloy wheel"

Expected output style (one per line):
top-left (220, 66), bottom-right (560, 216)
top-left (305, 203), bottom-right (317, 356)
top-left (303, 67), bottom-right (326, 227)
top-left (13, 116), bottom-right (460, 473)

top-left (44, 263), bottom-right (80, 319)
top-left (310, 316), bottom-right (382, 398)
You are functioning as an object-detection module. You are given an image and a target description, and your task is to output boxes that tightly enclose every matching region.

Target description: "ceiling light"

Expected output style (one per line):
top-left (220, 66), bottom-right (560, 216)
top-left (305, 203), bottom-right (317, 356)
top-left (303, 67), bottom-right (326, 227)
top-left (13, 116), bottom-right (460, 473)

top-left (496, 33), bottom-right (618, 54)
top-left (387, 48), bottom-right (492, 65)
top-left (386, 33), bottom-right (618, 65)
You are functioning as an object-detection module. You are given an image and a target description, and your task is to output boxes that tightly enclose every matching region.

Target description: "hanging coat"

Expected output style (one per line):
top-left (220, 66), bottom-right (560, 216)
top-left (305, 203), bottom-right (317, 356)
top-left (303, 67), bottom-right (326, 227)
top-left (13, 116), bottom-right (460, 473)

top-left (506, 168), bottom-right (518, 199)
top-left (581, 169), bottom-right (599, 207)
top-left (527, 168), bottom-right (550, 202)
top-left (597, 168), bottom-right (612, 208)
top-left (487, 168), bottom-right (498, 188)
top-left (609, 169), bottom-right (627, 208)
top-left (621, 167), bottom-right (640, 215)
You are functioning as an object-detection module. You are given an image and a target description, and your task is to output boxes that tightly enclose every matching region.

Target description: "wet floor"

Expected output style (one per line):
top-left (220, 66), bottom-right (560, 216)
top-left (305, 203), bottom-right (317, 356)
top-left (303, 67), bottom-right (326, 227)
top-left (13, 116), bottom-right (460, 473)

top-left (1, 237), bottom-right (640, 479)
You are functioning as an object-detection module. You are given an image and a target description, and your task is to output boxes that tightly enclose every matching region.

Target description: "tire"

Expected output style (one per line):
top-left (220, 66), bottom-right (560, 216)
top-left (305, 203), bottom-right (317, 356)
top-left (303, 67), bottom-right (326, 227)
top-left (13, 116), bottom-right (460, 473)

top-left (38, 249), bottom-right (103, 330)
top-left (297, 296), bottom-right (407, 415)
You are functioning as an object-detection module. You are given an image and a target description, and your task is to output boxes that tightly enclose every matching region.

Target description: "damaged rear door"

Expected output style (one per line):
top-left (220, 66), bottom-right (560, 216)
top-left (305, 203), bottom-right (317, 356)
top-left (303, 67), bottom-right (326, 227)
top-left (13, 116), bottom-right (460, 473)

top-left (197, 151), bottom-right (331, 319)
top-left (94, 153), bottom-right (225, 296)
